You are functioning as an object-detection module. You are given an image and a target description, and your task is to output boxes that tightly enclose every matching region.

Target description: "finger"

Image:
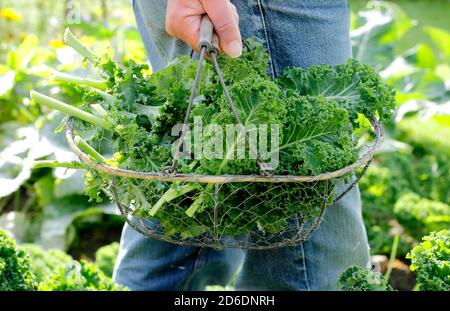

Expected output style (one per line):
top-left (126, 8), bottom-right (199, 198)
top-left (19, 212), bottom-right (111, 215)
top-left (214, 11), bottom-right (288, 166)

top-left (202, 0), bottom-right (242, 58)
top-left (165, 0), bottom-right (205, 52)
top-left (230, 3), bottom-right (239, 23)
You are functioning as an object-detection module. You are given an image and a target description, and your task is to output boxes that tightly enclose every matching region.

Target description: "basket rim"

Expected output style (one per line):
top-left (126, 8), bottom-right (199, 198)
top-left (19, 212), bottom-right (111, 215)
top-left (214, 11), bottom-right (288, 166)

top-left (66, 117), bottom-right (383, 183)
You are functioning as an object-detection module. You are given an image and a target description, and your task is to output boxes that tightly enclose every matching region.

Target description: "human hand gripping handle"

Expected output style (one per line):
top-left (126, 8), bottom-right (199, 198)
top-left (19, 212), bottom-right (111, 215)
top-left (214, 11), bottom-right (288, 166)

top-left (197, 15), bottom-right (214, 51)
top-left (166, 0), bottom-right (241, 58)
top-left (197, 15), bottom-right (220, 56)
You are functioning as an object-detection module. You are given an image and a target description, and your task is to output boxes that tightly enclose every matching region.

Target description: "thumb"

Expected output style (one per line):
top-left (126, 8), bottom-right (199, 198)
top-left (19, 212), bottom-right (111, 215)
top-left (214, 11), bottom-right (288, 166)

top-left (202, 0), bottom-right (242, 58)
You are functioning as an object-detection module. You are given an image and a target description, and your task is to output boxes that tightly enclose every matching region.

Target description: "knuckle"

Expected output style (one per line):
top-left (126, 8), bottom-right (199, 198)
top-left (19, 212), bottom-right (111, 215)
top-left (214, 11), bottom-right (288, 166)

top-left (165, 17), bottom-right (178, 36)
top-left (214, 18), bottom-right (236, 34)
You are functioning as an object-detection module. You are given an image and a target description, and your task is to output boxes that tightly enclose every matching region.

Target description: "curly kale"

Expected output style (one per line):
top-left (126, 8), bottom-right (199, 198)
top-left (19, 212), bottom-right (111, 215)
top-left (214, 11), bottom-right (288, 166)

top-left (217, 37), bottom-right (270, 83)
top-left (32, 30), bottom-right (397, 240)
top-left (196, 75), bottom-right (287, 175)
top-left (407, 230), bottom-right (450, 291)
top-left (278, 59), bottom-right (396, 123)
top-left (279, 95), bottom-right (355, 175)
top-left (394, 193), bottom-right (450, 240)
top-left (21, 244), bottom-right (73, 283)
top-left (338, 265), bottom-right (393, 291)
top-left (0, 229), bottom-right (37, 291)
top-left (38, 260), bottom-right (128, 291)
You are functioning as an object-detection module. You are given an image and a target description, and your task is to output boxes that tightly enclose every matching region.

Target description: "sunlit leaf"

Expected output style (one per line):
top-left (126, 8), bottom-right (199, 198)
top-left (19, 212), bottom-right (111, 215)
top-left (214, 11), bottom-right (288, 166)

top-left (0, 123), bottom-right (51, 198)
top-left (351, 1), bottom-right (414, 70)
top-left (0, 71), bottom-right (15, 97)
top-left (7, 35), bottom-right (39, 69)
top-left (423, 26), bottom-right (450, 62)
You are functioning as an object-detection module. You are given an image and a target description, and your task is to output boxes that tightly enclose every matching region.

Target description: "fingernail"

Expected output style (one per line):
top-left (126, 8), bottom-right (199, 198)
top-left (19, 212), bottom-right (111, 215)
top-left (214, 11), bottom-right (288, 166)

top-left (227, 40), bottom-right (242, 58)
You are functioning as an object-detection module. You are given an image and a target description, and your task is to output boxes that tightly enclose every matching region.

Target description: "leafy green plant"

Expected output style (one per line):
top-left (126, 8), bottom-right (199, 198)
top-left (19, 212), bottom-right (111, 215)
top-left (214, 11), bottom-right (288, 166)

top-left (338, 265), bottom-right (393, 291)
top-left (360, 151), bottom-right (450, 255)
top-left (38, 259), bottom-right (128, 291)
top-left (95, 242), bottom-right (119, 277)
top-left (351, 1), bottom-right (414, 70)
top-left (394, 193), bottom-right (450, 240)
top-left (30, 29), bottom-right (395, 239)
top-left (21, 244), bottom-right (73, 283)
top-left (407, 230), bottom-right (450, 291)
top-left (0, 229), bottom-right (37, 290)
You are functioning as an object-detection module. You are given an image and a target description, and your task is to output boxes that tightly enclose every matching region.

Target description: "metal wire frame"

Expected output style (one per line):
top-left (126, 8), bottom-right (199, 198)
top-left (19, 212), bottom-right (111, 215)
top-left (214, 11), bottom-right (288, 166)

top-left (110, 175), bottom-right (331, 250)
top-left (65, 117), bottom-right (381, 249)
top-left (64, 36), bottom-right (383, 248)
top-left (62, 23), bottom-right (384, 249)
top-left (65, 117), bottom-right (383, 184)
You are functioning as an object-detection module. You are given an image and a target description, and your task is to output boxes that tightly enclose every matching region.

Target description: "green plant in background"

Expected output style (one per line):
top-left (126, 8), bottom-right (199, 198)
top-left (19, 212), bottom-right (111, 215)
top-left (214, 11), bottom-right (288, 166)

top-left (338, 265), bottom-right (393, 291)
top-left (0, 0), bottom-right (146, 254)
top-left (20, 244), bottom-right (73, 283)
top-left (95, 241), bottom-right (119, 277)
top-left (353, 1), bottom-right (450, 262)
top-left (407, 230), bottom-right (450, 291)
top-left (0, 229), bottom-right (37, 290)
top-left (38, 259), bottom-right (128, 291)
top-left (394, 193), bottom-right (450, 240)
top-left (1, 229), bottom-right (127, 291)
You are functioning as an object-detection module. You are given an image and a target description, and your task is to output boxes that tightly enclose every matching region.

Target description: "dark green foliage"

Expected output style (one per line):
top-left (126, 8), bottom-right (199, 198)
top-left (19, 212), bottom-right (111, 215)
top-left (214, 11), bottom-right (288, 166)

top-left (35, 33), bottom-right (396, 240)
top-left (338, 265), bottom-right (393, 291)
top-left (0, 229), bottom-right (37, 291)
top-left (279, 96), bottom-right (355, 175)
top-left (360, 152), bottom-right (450, 255)
top-left (277, 59), bottom-right (396, 124)
top-left (394, 193), bottom-right (450, 239)
top-left (407, 230), bottom-right (450, 291)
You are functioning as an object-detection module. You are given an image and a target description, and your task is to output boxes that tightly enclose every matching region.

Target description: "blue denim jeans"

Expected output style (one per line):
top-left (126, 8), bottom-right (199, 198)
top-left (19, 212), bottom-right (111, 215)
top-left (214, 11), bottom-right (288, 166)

top-left (113, 0), bottom-right (370, 291)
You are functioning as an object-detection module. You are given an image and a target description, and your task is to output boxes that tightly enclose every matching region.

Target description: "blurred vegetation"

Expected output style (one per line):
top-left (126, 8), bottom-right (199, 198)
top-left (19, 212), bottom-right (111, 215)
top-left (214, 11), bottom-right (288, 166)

top-left (0, 0), bottom-right (449, 291)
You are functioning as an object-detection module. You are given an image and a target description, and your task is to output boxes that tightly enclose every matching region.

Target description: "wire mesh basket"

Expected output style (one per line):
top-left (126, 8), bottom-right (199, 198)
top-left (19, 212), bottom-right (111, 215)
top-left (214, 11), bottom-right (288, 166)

top-left (66, 115), bottom-right (382, 249)
top-left (64, 16), bottom-right (384, 250)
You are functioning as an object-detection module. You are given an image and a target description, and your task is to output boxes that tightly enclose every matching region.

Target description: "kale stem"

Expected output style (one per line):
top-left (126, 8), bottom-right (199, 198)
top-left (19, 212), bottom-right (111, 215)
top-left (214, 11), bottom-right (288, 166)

top-left (30, 90), bottom-right (110, 129)
top-left (52, 71), bottom-right (107, 90)
top-left (63, 28), bottom-right (98, 63)
top-left (85, 86), bottom-right (118, 104)
top-left (185, 184), bottom-right (213, 218)
top-left (148, 184), bottom-right (198, 217)
top-left (32, 160), bottom-right (86, 170)
top-left (91, 104), bottom-right (108, 116)
top-left (384, 233), bottom-right (400, 282)
top-left (74, 136), bottom-right (107, 163)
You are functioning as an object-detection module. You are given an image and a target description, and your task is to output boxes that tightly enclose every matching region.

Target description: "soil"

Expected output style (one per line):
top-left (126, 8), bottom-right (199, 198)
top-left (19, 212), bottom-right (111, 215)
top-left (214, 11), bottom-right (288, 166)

top-left (372, 255), bottom-right (417, 291)
top-left (388, 260), bottom-right (417, 291)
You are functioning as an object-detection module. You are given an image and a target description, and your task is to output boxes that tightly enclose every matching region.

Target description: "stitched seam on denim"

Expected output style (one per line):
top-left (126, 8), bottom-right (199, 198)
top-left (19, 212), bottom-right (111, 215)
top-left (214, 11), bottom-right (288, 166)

top-left (256, 0), bottom-right (276, 79)
top-left (182, 247), bottom-right (208, 290)
top-left (300, 242), bottom-right (311, 290)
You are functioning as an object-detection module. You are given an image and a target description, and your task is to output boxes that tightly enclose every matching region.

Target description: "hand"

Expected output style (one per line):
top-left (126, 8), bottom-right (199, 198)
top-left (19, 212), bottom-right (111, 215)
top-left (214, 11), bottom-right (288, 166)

top-left (166, 0), bottom-right (242, 58)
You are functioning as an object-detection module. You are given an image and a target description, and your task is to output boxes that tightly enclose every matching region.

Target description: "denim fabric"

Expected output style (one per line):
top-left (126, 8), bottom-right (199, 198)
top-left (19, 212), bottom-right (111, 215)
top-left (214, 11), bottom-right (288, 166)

top-left (113, 0), bottom-right (370, 291)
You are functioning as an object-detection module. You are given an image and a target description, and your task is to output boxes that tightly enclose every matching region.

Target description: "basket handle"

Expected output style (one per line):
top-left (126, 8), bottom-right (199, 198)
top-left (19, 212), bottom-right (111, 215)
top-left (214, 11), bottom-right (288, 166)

top-left (197, 15), bottom-right (214, 51)
top-left (168, 15), bottom-right (213, 174)
top-left (168, 15), bottom-right (273, 176)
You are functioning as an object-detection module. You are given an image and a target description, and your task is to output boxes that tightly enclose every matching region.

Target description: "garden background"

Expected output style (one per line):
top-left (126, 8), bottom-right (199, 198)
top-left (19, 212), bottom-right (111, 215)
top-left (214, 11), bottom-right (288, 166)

top-left (0, 0), bottom-right (449, 290)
